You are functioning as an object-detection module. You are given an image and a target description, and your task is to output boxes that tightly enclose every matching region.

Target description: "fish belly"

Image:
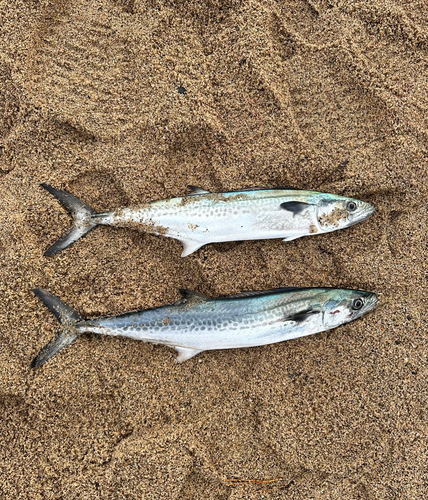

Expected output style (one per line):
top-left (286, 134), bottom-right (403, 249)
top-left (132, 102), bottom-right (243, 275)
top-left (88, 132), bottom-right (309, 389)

top-left (97, 196), bottom-right (319, 245)
top-left (150, 203), bottom-right (317, 243)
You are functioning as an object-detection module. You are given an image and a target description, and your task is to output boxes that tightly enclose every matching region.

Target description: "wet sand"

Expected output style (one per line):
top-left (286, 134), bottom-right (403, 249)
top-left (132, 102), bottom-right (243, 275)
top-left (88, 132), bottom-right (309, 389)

top-left (1, 0), bottom-right (427, 498)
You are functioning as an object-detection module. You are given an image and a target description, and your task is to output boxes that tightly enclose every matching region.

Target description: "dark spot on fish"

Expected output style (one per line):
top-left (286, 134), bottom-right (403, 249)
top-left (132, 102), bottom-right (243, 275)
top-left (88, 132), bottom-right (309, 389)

top-left (177, 86), bottom-right (187, 95)
top-left (407, 315), bottom-right (412, 321)
top-left (280, 201), bottom-right (312, 216)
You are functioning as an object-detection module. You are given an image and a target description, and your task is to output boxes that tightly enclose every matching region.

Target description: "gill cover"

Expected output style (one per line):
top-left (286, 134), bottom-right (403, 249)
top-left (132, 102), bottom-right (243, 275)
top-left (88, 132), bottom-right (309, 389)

top-left (316, 196), bottom-right (375, 233)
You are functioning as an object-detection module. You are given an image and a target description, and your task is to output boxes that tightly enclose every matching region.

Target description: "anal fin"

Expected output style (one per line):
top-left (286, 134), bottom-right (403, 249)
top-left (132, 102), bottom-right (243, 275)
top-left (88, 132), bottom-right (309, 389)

top-left (179, 240), bottom-right (204, 257)
top-left (282, 235), bottom-right (303, 242)
top-left (174, 347), bottom-right (203, 363)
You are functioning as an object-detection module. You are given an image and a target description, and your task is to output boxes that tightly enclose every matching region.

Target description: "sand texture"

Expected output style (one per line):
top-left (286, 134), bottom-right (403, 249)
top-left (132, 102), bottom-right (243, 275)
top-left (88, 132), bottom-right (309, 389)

top-left (1, 0), bottom-right (428, 498)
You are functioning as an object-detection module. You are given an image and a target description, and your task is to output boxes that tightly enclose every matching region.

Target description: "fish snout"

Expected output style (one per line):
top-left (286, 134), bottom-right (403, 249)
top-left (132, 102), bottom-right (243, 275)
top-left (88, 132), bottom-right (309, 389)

top-left (354, 291), bottom-right (378, 320)
top-left (362, 201), bottom-right (376, 219)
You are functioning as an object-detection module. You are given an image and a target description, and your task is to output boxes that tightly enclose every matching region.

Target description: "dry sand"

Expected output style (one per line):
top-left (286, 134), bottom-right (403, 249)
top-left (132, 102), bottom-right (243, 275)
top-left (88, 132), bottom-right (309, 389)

top-left (1, 0), bottom-right (427, 498)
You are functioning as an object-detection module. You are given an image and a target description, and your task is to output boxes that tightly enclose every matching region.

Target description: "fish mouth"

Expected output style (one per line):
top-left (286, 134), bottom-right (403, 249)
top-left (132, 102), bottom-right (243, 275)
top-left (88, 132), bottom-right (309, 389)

top-left (360, 292), bottom-right (379, 316)
top-left (367, 293), bottom-right (378, 309)
top-left (364, 203), bottom-right (376, 219)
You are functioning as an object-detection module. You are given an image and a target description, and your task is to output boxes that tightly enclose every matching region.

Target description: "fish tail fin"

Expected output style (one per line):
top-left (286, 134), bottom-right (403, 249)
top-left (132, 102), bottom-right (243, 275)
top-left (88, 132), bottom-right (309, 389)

top-left (31, 288), bottom-right (84, 369)
top-left (42, 183), bottom-right (98, 256)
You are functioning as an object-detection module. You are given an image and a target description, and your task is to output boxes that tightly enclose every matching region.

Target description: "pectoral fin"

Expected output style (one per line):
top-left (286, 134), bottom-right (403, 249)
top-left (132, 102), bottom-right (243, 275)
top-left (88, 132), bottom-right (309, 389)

top-left (174, 347), bottom-right (203, 362)
top-left (280, 201), bottom-right (312, 216)
top-left (285, 309), bottom-right (320, 323)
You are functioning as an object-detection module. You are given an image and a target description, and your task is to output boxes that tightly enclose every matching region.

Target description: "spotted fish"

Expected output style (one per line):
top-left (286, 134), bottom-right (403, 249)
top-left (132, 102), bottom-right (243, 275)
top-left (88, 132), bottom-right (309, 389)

top-left (31, 286), bottom-right (378, 368)
top-left (41, 184), bottom-right (375, 257)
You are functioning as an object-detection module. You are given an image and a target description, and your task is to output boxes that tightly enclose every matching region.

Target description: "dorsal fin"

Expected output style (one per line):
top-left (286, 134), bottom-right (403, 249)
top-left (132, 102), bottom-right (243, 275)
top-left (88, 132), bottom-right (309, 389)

top-left (219, 287), bottom-right (305, 300)
top-left (177, 289), bottom-right (208, 304)
top-left (187, 186), bottom-right (300, 197)
top-left (187, 185), bottom-right (211, 196)
top-left (187, 186), bottom-right (301, 197)
top-left (228, 186), bottom-right (297, 192)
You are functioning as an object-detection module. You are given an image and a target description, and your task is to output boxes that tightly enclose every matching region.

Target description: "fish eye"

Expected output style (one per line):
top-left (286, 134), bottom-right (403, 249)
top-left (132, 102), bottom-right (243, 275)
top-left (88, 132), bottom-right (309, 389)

top-left (347, 201), bottom-right (357, 212)
top-left (352, 298), bottom-right (364, 310)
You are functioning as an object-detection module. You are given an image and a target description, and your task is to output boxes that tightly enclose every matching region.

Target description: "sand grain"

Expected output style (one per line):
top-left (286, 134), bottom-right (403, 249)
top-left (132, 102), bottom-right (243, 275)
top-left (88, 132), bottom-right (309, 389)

top-left (1, 0), bottom-right (427, 498)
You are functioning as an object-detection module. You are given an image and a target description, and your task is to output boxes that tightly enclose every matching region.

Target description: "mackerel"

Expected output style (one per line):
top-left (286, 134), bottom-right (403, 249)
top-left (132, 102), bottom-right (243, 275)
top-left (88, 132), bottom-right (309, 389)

top-left (31, 287), bottom-right (378, 368)
top-left (41, 184), bottom-right (375, 257)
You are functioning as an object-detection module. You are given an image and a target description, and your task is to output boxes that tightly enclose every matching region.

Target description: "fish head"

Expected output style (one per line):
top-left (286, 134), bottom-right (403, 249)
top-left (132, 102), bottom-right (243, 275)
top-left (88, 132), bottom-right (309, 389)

top-left (322, 289), bottom-right (378, 329)
top-left (316, 195), bottom-right (375, 233)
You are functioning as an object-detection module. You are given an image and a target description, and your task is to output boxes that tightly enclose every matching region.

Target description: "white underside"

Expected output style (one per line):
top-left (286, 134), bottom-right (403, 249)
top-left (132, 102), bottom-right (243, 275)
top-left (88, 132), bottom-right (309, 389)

top-left (82, 312), bottom-right (326, 362)
top-left (103, 201), bottom-right (322, 256)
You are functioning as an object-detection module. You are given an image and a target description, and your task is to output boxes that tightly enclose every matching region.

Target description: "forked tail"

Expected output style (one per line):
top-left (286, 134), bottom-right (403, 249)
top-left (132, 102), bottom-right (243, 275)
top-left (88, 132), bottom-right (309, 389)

top-left (42, 183), bottom-right (99, 256)
top-left (31, 288), bottom-right (84, 368)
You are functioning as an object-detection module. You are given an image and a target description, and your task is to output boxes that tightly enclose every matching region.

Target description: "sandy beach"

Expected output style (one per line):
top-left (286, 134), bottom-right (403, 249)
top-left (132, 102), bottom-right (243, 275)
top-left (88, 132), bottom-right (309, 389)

top-left (1, 0), bottom-right (427, 498)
